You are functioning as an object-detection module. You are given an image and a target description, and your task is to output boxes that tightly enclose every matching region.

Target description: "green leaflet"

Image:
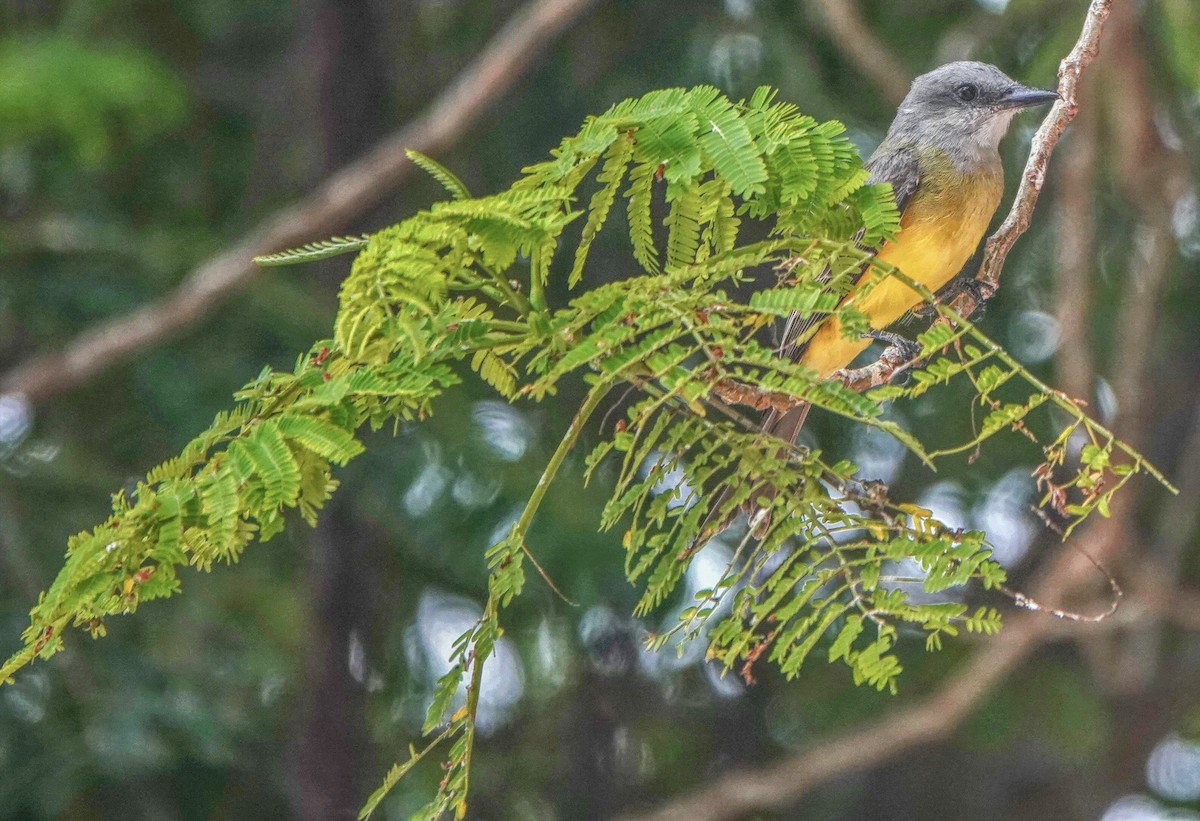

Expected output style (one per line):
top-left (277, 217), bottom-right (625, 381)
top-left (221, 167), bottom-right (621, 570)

top-left (664, 183), bottom-right (702, 268)
top-left (275, 413), bottom-right (364, 466)
top-left (569, 134), bottom-right (634, 286)
top-left (253, 235), bottom-right (371, 267)
top-left (406, 149), bottom-right (472, 200)
top-left (690, 86), bottom-right (769, 197)
top-left (626, 160), bottom-right (659, 274)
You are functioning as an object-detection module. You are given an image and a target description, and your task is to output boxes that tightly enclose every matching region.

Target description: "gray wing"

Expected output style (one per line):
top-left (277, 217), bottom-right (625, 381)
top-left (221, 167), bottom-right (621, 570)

top-left (775, 144), bottom-right (921, 362)
top-left (864, 144), bottom-right (920, 214)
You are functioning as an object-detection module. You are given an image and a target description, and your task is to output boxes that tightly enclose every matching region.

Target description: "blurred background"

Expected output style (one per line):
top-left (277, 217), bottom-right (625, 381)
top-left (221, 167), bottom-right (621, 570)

top-left (0, 0), bottom-right (1198, 819)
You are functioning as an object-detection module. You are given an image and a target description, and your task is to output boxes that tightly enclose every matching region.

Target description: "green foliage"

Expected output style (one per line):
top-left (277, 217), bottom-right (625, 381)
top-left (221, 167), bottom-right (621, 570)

top-left (253, 235), bottom-right (372, 266)
top-left (0, 35), bottom-right (187, 166)
top-left (1157, 0), bottom-right (1200, 89)
top-left (1, 85), bottom-right (1169, 817)
top-left (406, 149), bottom-right (473, 200)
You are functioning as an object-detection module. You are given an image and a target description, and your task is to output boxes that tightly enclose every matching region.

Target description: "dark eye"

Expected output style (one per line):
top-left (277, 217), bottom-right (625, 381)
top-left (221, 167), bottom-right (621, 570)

top-left (956, 83), bottom-right (979, 102)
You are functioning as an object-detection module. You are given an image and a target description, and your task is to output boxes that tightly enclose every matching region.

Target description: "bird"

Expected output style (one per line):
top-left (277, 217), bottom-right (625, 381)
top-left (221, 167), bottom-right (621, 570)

top-left (764, 61), bottom-right (1058, 444)
top-left (715, 61), bottom-right (1058, 539)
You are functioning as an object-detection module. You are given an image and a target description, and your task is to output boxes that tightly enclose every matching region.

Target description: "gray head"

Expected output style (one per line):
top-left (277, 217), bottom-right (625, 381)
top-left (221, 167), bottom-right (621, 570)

top-left (888, 61), bottom-right (1057, 162)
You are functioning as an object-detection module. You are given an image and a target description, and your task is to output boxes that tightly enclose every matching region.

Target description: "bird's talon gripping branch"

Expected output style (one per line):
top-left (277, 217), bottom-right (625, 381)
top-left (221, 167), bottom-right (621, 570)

top-left (863, 329), bottom-right (923, 363)
top-left (958, 277), bottom-right (997, 307)
top-left (834, 331), bottom-right (925, 390)
top-left (941, 276), bottom-right (998, 319)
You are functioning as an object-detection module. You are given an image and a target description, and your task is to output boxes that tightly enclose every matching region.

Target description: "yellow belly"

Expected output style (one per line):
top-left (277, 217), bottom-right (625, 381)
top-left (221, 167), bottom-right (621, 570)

top-left (800, 164), bottom-right (1003, 377)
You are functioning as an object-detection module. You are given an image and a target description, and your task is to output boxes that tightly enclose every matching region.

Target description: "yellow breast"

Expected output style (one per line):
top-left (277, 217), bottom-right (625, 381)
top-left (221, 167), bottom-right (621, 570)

top-left (800, 157), bottom-right (1003, 377)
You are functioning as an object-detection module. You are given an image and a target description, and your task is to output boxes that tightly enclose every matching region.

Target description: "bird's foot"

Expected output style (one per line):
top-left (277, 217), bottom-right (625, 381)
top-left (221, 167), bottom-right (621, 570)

top-left (914, 277), bottom-right (998, 320)
top-left (859, 330), bottom-right (922, 385)
top-left (945, 277), bottom-right (997, 318)
top-left (863, 329), bottom-right (922, 362)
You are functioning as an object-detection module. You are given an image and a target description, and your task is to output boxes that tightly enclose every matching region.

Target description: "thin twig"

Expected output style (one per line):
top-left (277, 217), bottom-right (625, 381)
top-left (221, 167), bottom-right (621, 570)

top-left (0, 0), bottom-right (600, 406)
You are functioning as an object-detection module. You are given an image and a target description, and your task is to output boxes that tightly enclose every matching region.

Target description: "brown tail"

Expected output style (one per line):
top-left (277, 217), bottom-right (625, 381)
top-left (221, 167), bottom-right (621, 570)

top-left (760, 401), bottom-right (811, 447)
top-left (744, 401), bottom-right (811, 535)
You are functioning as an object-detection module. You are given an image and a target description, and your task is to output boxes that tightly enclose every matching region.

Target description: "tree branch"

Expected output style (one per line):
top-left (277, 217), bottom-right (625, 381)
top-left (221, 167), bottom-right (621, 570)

top-left (806, 0), bottom-right (911, 106)
top-left (941, 0), bottom-right (1112, 321)
top-left (0, 0), bottom-right (599, 406)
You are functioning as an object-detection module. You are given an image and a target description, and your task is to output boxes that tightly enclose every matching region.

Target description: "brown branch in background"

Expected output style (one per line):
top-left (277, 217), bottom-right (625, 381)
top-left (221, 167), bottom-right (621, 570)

top-left (1085, 390), bottom-right (1200, 693)
top-left (1051, 81), bottom-right (1098, 402)
top-left (1069, 0), bottom-right (1190, 695)
top-left (1101, 5), bottom-right (1188, 439)
top-left (0, 0), bottom-right (599, 407)
top-left (806, 0), bottom-right (911, 106)
top-left (1147, 399), bottom-right (1200, 584)
top-left (621, 484), bottom-right (1197, 821)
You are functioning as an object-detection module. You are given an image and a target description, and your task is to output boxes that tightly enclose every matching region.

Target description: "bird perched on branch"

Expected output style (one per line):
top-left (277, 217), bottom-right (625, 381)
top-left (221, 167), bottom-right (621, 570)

top-left (714, 61), bottom-right (1058, 539)
top-left (765, 61), bottom-right (1058, 445)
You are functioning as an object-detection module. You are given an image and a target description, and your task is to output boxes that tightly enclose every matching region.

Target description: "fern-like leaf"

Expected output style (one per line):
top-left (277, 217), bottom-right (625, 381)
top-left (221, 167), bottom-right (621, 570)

top-left (254, 235), bottom-right (372, 266)
top-left (406, 149), bottom-right (471, 200)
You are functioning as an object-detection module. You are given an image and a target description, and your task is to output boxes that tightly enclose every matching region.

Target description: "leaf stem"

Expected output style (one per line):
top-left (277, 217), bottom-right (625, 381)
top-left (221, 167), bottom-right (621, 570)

top-left (480, 262), bottom-right (532, 317)
top-left (459, 380), bottom-right (611, 811)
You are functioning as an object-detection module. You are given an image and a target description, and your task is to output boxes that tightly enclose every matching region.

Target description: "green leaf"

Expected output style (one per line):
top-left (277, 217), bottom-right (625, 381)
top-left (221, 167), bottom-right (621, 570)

top-left (254, 235), bottom-right (372, 266)
top-left (626, 161), bottom-right (660, 273)
top-left (275, 414), bottom-right (364, 466)
top-left (828, 615), bottom-right (864, 662)
top-left (406, 149), bottom-right (471, 199)
top-left (229, 420), bottom-right (303, 510)
top-left (569, 134), bottom-right (634, 287)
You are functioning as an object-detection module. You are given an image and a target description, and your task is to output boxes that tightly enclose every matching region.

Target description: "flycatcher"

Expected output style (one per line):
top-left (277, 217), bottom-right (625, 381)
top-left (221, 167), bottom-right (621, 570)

top-left (704, 62), bottom-right (1059, 540)
top-left (762, 61), bottom-right (1058, 446)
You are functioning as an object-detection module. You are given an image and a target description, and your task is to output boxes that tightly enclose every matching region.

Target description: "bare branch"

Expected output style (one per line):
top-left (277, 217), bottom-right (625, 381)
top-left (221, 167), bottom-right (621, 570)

top-left (836, 338), bottom-right (919, 390)
top-left (806, 0), bottom-right (911, 106)
top-left (0, 0), bottom-right (599, 406)
top-left (710, 379), bottom-right (804, 417)
top-left (710, 339), bottom-right (918, 415)
top-left (941, 0), bottom-right (1113, 321)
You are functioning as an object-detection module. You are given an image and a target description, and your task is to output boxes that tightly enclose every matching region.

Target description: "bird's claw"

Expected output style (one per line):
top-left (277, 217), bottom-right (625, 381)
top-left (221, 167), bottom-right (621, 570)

top-left (863, 329), bottom-right (922, 362)
top-left (915, 278), bottom-right (998, 320)
top-left (944, 277), bottom-right (997, 318)
top-left (956, 277), bottom-right (996, 311)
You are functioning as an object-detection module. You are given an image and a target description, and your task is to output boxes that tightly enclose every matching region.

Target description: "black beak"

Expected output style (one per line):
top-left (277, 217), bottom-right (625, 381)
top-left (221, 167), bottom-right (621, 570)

top-left (998, 85), bottom-right (1060, 110)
